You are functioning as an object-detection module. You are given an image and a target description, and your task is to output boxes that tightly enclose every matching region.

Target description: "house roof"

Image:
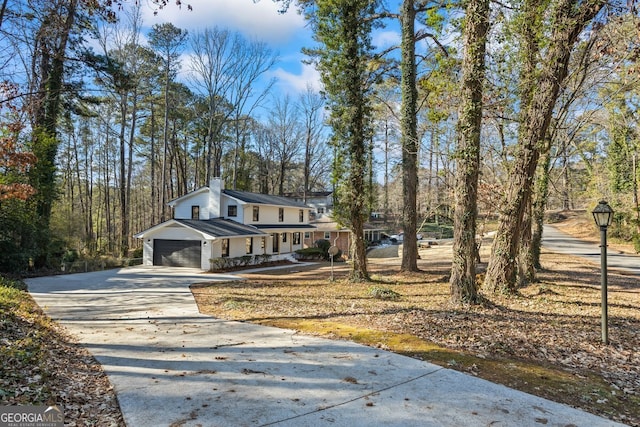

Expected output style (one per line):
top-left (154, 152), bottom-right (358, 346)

top-left (134, 218), bottom-right (267, 239)
top-left (256, 224), bottom-right (317, 231)
top-left (174, 218), bottom-right (267, 238)
top-left (283, 191), bottom-right (333, 198)
top-left (310, 216), bottom-right (388, 232)
top-left (223, 189), bottom-right (309, 208)
top-left (167, 186), bottom-right (209, 206)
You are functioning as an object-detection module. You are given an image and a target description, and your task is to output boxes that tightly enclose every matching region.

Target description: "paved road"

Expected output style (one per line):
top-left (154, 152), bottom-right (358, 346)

top-left (543, 225), bottom-right (640, 276)
top-left (26, 266), bottom-right (623, 427)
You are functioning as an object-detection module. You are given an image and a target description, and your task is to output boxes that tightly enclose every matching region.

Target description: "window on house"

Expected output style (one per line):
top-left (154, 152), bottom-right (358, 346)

top-left (318, 207), bottom-right (325, 214)
top-left (221, 239), bottom-right (229, 257)
top-left (324, 232), bottom-right (331, 240)
top-left (253, 206), bottom-right (259, 221)
top-left (278, 208), bottom-right (284, 222)
top-left (228, 205), bottom-right (237, 217)
top-left (299, 209), bottom-right (304, 222)
top-left (246, 237), bottom-right (253, 254)
top-left (304, 232), bottom-right (310, 239)
top-left (282, 233), bottom-right (287, 243)
top-left (293, 232), bottom-right (301, 245)
top-left (272, 233), bottom-right (279, 253)
top-left (191, 205), bottom-right (200, 220)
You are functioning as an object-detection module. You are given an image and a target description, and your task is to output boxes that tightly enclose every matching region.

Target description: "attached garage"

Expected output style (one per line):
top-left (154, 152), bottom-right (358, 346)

top-left (153, 239), bottom-right (201, 268)
top-left (135, 218), bottom-right (269, 270)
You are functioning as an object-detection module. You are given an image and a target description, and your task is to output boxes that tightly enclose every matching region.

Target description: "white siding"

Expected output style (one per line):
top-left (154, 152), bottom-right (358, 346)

top-left (208, 178), bottom-right (222, 218)
top-left (173, 192), bottom-right (211, 219)
top-left (220, 196), bottom-right (244, 220)
top-left (246, 205), bottom-right (307, 225)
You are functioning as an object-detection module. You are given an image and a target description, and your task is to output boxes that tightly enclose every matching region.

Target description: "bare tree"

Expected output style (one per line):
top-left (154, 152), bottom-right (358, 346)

top-left (298, 86), bottom-right (328, 200)
top-left (266, 95), bottom-right (304, 195)
top-left (148, 22), bottom-right (188, 221)
top-left (188, 27), bottom-right (276, 187)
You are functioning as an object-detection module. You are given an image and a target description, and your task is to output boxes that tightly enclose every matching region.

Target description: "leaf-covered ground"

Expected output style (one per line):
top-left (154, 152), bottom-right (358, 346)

top-left (2, 211), bottom-right (637, 426)
top-left (191, 219), bottom-right (640, 426)
top-left (0, 280), bottom-right (124, 426)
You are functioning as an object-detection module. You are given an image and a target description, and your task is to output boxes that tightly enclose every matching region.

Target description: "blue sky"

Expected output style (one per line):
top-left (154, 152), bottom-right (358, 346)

top-left (141, 0), bottom-right (321, 96)
top-left (140, 0), bottom-right (403, 98)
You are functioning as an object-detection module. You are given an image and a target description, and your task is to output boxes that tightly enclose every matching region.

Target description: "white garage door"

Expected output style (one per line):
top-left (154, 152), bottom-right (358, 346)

top-left (153, 239), bottom-right (201, 268)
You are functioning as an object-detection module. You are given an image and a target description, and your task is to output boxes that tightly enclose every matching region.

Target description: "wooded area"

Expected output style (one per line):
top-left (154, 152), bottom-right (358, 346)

top-left (1, 0), bottom-right (639, 302)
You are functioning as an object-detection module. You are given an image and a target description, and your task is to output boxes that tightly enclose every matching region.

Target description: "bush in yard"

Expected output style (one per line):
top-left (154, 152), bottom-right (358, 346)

top-left (296, 242), bottom-right (343, 261)
top-left (131, 247), bottom-right (143, 258)
top-left (367, 286), bottom-right (401, 300)
top-left (0, 240), bottom-right (30, 274)
top-left (295, 247), bottom-right (326, 260)
top-left (315, 239), bottom-right (330, 253)
top-left (62, 249), bottom-right (79, 263)
top-left (0, 276), bottom-right (27, 291)
top-left (209, 254), bottom-right (272, 271)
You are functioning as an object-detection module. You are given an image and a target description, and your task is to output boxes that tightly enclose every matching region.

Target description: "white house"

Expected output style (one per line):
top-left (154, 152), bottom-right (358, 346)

top-left (286, 191), bottom-right (388, 257)
top-left (134, 178), bottom-right (315, 270)
top-left (285, 191), bottom-right (334, 220)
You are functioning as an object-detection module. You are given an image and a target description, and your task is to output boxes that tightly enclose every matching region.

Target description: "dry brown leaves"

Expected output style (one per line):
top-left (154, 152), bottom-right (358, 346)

top-left (0, 289), bottom-right (124, 426)
top-left (192, 233), bottom-right (640, 426)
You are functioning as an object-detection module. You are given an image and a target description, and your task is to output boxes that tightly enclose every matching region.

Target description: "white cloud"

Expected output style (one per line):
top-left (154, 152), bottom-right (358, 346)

top-left (141, 0), bottom-right (305, 45)
top-left (373, 30), bottom-right (400, 50)
top-left (270, 62), bottom-right (322, 95)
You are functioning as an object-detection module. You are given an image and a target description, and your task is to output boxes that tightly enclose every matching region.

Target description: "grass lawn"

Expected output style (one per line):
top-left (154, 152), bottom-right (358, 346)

top-left (191, 217), bottom-right (640, 426)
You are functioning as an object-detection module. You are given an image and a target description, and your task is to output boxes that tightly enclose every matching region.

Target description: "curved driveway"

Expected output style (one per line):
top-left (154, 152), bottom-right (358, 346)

top-left (27, 265), bottom-right (623, 426)
top-left (543, 225), bottom-right (640, 276)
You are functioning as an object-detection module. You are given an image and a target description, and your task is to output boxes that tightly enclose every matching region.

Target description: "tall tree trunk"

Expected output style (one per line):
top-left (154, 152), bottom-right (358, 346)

top-left (517, 202), bottom-right (535, 285)
top-left (118, 92), bottom-right (128, 257)
top-left (531, 142), bottom-right (552, 270)
top-left (400, 0), bottom-right (419, 272)
top-left (160, 63), bottom-right (170, 221)
top-left (72, 129), bottom-right (87, 248)
top-left (384, 120), bottom-right (389, 216)
top-left (450, 0), bottom-right (489, 303)
top-left (150, 104), bottom-right (157, 225)
top-left (28, 0), bottom-right (78, 266)
top-left (126, 92), bottom-right (138, 250)
top-left (304, 125), bottom-right (312, 203)
top-left (484, 0), bottom-right (605, 293)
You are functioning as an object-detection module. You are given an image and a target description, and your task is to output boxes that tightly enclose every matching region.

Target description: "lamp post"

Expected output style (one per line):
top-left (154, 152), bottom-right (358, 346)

top-left (592, 200), bottom-right (614, 345)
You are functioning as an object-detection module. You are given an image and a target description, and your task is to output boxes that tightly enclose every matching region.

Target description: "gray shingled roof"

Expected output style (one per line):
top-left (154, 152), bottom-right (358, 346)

top-left (256, 224), bottom-right (317, 230)
top-left (223, 190), bottom-right (309, 208)
top-left (175, 218), bottom-right (266, 237)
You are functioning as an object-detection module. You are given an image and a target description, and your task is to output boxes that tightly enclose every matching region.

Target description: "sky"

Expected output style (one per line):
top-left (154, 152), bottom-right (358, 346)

top-left (139, 0), bottom-right (322, 97)
top-left (138, 0), bottom-right (403, 98)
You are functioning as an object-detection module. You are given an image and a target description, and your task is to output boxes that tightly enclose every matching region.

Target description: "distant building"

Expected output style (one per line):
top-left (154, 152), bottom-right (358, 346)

top-left (286, 191), bottom-right (387, 257)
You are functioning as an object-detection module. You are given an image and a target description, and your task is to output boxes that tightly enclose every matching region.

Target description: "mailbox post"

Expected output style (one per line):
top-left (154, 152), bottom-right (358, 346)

top-left (328, 245), bottom-right (339, 281)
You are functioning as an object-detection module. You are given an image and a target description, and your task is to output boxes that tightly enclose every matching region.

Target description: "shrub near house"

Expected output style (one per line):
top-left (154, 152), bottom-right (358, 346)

top-left (295, 239), bottom-right (343, 261)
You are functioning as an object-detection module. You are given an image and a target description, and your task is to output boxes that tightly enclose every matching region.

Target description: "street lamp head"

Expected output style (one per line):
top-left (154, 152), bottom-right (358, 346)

top-left (592, 200), bottom-right (614, 228)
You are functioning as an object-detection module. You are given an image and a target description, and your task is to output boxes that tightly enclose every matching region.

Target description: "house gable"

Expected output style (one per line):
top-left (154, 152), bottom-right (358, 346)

top-left (169, 187), bottom-right (211, 220)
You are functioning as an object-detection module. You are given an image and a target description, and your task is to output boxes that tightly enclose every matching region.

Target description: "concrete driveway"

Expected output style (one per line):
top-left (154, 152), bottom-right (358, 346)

top-left (26, 266), bottom-right (623, 427)
top-left (544, 225), bottom-right (640, 276)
